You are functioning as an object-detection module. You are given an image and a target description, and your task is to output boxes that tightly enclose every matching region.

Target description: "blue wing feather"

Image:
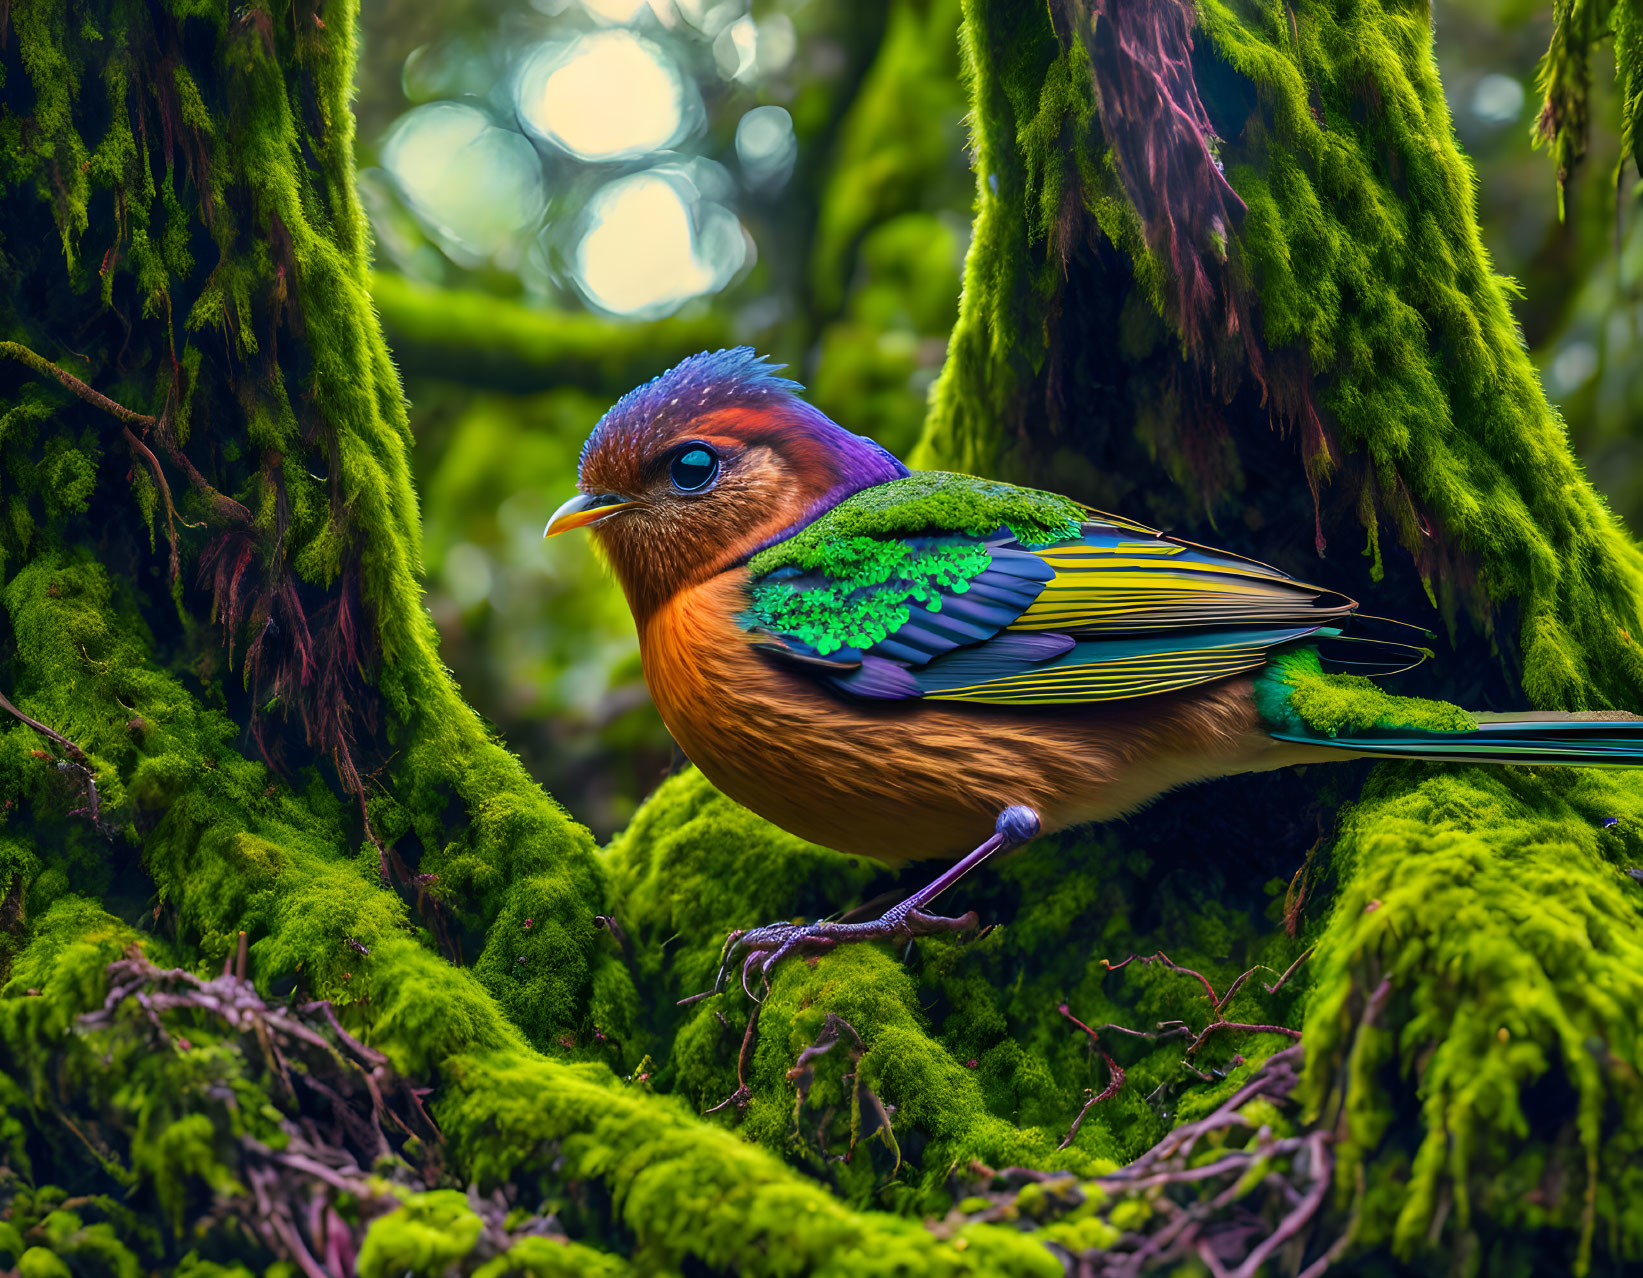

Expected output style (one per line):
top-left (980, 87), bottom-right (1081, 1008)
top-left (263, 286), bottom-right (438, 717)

top-left (851, 542), bottom-right (1057, 668)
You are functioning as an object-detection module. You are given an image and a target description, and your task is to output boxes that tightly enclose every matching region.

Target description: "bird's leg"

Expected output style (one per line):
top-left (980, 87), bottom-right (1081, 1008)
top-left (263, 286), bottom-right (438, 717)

top-left (710, 806), bottom-right (1041, 995)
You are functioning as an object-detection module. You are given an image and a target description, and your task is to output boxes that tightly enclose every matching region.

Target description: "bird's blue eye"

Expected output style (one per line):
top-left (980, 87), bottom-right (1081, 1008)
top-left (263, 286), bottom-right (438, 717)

top-left (669, 445), bottom-right (720, 492)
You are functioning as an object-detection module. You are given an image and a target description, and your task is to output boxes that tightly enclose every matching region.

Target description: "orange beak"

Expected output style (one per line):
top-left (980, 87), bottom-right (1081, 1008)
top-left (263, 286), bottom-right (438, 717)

top-left (543, 492), bottom-right (636, 537)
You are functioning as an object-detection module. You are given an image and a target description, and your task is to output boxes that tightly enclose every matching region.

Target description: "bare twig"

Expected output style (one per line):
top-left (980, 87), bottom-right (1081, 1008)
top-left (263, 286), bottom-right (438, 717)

top-left (0, 688), bottom-right (106, 832)
top-left (0, 688), bottom-right (89, 765)
top-left (1058, 1003), bottom-right (1126, 1149)
top-left (1059, 948), bottom-right (1313, 1134)
top-left (64, 954), bottom-right (531, 1273)
top-left (1264, 946), bottom-right (1316, 996)
top-left (298, 998), bottom-right (389, 1068)
top-left (121, 424), bottom-right (189, 580)
top-left (705, 1007), bottom-right (759, 1115)
top-left (1227, 1130), bottom-right (1332, 1278)
top-left (1188, 1019), bottom-right (1303, 1057)
top-left (0, 339), bottom-right (158, 427)
top-left (1, 339), bottom-right (251, 527)
top-left (952, 1046), bottom-right (1342, 1276)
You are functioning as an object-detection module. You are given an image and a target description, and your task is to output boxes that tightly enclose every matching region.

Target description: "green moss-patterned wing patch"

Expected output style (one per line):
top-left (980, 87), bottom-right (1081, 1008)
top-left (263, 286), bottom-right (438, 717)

top-left (744, 533), bottom-right (1055, 667)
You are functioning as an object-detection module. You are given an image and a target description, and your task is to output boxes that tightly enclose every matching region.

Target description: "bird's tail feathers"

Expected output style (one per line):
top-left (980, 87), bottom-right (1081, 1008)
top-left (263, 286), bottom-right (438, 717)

top-left (1309, 631), bottom-right (1432, 679)
top-left (1270, 712), bottom-right (1643, 768)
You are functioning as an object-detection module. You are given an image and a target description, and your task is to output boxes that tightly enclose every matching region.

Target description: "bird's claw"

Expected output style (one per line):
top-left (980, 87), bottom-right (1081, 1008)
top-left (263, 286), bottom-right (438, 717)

top-left (710, 907), bottom-right (979, 998)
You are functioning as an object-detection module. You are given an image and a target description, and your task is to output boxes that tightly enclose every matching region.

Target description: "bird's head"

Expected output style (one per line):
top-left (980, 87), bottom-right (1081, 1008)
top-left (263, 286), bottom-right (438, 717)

top-left (545, 348), bottom-right (907, 619)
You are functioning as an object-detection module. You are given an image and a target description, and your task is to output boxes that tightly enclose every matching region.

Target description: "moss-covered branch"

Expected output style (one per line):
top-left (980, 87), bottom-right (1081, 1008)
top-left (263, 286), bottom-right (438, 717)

top-left (1534, 0), bottom-right (1643, 209)
top-left (370, 273), bottom-right (731, 395)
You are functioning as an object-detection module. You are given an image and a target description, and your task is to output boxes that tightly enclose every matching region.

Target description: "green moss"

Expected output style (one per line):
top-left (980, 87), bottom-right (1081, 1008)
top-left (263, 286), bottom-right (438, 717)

top-left (484, 1237), bottom-right (634, 1278)
top-left (604, 768), bottom-right (1314, 1215)
top-left (604, 768), bottom-right (881, 1011)
top-left (1303, 762), bottom-right (1643, 1271)
top-left (1534, 0), bottom-right (1643, 210)
top-left (0, 845), bottom-right (1071, 1276)
top-left (916, 0), bottom-right (1151, 479)
top-left (438, 1043), bottom-right (1065, 1278)
top-left (1038, 1214), bottom-right (1121, 1253)
top-left (606, 772), bottom-right (1089, 1207)
top-left (747, 471), bottom-right (1086, 579)
top-left (747, 538), bottom-right (990, 654)
top-left (1, 0), bottom-right (629, 1050)
top-left (921, 0), bottom-right (1643, 713)
top-left (17, 1249), bottom-right (72, 1278)
top-left (0, 0), bottom-right (1196, 1271)
top-left (356, 1191), bottom-right (483, 1278)
top-left (0, 550), bottom-right (412, 1003)
top-left (0, 901), bottom-right (250, 1244)
top-left (8, 0), bottom-right (1643, 1271)
top-left (1255, 647), bottom-right (1476, 737)
top-left (744, 944), bottom-right (1109, 1213)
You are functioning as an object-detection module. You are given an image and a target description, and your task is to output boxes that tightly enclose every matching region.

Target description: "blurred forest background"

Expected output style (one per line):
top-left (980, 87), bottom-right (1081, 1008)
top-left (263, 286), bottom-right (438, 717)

top-left (358, 0), bottom-right (1643, 837)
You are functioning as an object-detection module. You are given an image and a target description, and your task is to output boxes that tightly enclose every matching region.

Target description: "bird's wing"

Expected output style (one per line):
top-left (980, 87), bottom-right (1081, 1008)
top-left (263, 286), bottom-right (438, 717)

top-left (744, 516), bottom-right (1364, 705)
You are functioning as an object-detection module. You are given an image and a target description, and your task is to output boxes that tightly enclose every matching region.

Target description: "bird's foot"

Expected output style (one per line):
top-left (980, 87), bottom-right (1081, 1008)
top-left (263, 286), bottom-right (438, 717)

top-left (713, 906), bottom-right (979, 999)
top-left (679, 807), bottom-right (1041, 1005)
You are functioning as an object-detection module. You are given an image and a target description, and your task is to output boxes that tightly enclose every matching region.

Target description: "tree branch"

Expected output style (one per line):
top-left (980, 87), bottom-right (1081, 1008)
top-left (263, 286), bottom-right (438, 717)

top-left (1, 340), bottom-right (251, 527)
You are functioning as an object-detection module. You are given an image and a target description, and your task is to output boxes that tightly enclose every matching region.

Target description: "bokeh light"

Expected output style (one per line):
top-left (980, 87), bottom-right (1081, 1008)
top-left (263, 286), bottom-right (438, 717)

top-left (1471, 72), bottom-right (1525, 124)
top-left (381, 102), bottom-right (547, 262)
top-left (514, 30), bottom-right (695, 162)
top-left (1548, 340), bottom-right (1599, 396)
top-left (735, 105), bottom-right (796, 190)
top-left (579, 0), bottom-right (668, 22)
top-left (574, 166), bottom-right (748, 315)
top-left (371, 0), bottom-right (784, 310)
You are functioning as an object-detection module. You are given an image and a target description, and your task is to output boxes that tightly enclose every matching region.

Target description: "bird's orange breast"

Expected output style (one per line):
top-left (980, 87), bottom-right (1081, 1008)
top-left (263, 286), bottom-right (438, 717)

top-left (637, 573), bottom-right (1296, 863)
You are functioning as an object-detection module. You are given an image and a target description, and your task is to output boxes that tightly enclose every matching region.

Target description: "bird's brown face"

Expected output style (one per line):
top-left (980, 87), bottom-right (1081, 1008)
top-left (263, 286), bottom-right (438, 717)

top-left (547, 348), bottom-right (907, 619)
top-left (546, 409), bottom-right (842, 621)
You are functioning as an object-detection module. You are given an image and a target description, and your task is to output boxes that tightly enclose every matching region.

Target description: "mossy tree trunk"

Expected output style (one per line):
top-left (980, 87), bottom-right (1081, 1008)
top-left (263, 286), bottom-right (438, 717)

top-left (2, 0), bottom-right (1641, 1276)
top-left (917, 0), bottom-right (1643, 1270)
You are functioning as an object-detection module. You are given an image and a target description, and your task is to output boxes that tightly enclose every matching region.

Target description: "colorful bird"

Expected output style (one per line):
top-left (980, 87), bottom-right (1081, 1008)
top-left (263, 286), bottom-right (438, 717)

top-left (546, 349), bottom-right (1643, 990)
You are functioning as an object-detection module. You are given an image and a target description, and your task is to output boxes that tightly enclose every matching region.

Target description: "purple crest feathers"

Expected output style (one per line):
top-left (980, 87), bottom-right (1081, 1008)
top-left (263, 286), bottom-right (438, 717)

top-left (580, 348), bottom-right (908, 544)
top-left (579, 349), bottom-right (808, 478)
